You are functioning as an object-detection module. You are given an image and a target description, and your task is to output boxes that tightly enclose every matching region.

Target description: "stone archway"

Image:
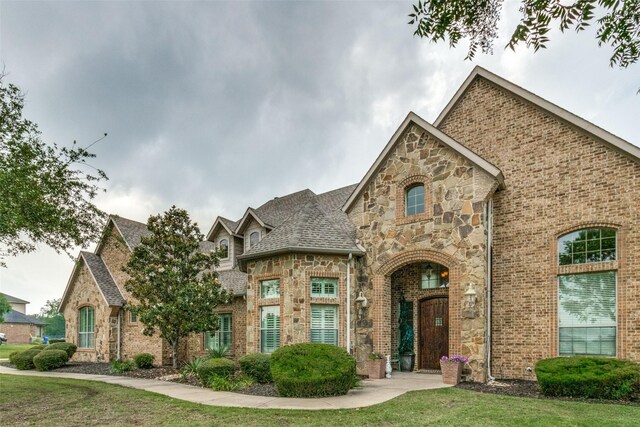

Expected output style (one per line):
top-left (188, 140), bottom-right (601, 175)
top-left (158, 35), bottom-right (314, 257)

top-left (371, 249), bottom-right (462, 360)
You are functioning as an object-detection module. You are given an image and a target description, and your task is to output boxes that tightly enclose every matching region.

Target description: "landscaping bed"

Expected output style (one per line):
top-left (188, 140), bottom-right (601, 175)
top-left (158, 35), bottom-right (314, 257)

top-left (0, 361), bottom-right (178, 380)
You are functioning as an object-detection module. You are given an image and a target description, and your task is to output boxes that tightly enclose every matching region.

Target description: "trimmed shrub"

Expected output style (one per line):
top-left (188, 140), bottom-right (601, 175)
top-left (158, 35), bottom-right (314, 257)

top-left (110, 359), bottom-right (135, 374)
top-left (31, 338), bottom-right (43, 344)
top-left (208, 372), bottom-right (254, 391)
top-left (45, 342), bottom-right (77, 358)
top-left (270, 343), bottom-right (357, 397)
top-left (31, 344), bottom-right (47, 350)
top-left (12, 348), bottom-right (43, 370)
top-left (48, 339), bottom-right (65, 344)
top-left (33, 350), bottom-right (69, 371)
top-left (133, 353), bottom-right (155, 369)
top-left (536, 356), bottom-right (640, 401)
top-left (239, 353), bottom-right (272, 383)
top-left (196, 358), bottom-right (235, 383)
top-left (8, 351), bottom-right (20, 365)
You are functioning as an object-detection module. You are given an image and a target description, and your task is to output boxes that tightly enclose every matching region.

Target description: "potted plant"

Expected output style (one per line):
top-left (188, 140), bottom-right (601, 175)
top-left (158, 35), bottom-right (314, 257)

top-left (439, 355), bottom-right (468, 385)
top-left (367, 352), bottom-right (386, 379)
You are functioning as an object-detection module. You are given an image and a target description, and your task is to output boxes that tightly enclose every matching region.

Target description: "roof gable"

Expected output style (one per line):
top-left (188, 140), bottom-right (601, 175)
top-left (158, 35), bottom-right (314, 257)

top-left (434, 66), bottom-right (640, 163)
top-left (0, 292), bottom-right (29, 304)
top-left (205, 216), bottom-right (240, 241)
top-left (342, 112), bottom-right (504, 212)
top-left (235, 208), bottom-right (270, 234)
top-left (3, 309), bottom-right (46, 325)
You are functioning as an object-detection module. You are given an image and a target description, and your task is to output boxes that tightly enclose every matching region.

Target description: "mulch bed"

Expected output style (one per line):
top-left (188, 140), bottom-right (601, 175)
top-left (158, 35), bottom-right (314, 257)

top-left (0, 362), bottom-right (179, 380)
top-left (456, 379), bottom-right (639, 406)
top-left (236, 382), bottom-right (279, 397)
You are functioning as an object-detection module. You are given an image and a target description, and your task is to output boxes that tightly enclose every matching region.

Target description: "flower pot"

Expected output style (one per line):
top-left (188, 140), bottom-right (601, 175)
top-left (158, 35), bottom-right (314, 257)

top-left (399, 353), bottom-right (415, 372)
top-left (440, 360), bottom-right (463, 385)
top-left (367, 359), bottom-right (386, 379)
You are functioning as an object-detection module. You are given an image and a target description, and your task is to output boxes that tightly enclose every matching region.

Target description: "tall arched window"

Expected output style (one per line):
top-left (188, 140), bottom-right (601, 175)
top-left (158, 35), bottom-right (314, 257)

top-left (405, 184), bottom-right (425, 216)
top-left (78, 306), bottom-right (95, 349)
top-left (219, 239), bottom-right (229, 259)
top-left (557, 227), bottom-right (617, 356)
top-left (250, 231), bottom-right (260, 248)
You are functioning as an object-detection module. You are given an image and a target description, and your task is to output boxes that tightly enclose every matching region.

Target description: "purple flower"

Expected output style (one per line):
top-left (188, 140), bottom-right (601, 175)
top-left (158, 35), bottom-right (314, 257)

top-left (440, 355), bottom-right (468, 364)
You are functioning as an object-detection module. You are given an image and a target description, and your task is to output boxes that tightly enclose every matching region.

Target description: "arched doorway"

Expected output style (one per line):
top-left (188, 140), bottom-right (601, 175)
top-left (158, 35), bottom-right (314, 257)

top-left (419, 296), bottom-right (449, 369)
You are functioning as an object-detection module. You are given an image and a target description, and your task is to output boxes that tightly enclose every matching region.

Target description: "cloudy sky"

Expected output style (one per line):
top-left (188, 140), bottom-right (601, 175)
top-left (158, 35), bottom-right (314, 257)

top-left (1, 1), bottom-right (638, 314)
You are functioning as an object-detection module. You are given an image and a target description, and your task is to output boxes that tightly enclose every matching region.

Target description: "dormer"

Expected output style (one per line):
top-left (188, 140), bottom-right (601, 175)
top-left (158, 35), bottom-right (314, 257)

top-left (235, 208), bottom-right (272, 252)
top-left (206, 216), bottom-right (243, 270)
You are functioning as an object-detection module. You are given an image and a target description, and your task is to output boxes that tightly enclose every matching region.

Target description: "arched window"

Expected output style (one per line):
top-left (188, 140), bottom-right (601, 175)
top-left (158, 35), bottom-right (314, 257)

top-left (250, 231), bottom-right (260, 248)
top-left (219, 239), bottom-right (229, 259)
top-left (78, 306), bottom-right (95, 349)
top-left (557, 227), bottom-right (617, 356)
top-left (405, 184), bottom-right (425, 216)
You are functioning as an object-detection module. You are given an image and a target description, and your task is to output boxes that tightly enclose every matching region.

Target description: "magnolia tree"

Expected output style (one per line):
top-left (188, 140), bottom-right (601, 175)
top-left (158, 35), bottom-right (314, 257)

top-left (124, 207), bottom-right (230, 368)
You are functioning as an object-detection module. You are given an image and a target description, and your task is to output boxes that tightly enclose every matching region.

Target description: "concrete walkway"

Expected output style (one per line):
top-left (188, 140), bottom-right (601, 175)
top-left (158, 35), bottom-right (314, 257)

top-left (0, 365), bottom-right (450, 410)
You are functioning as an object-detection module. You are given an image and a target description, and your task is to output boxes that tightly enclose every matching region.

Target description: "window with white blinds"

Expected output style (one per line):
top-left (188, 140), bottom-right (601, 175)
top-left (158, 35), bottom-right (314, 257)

top-left (260, 306), bottom-right (280, 353)
top-left (310, 305), bottom-right (338, 345)
top-left (205, 314), bottom-right (232, 351)
top-left (310, 277), bottom-right (338, 298)
top-left (559, 271), bottom-right (616, 356)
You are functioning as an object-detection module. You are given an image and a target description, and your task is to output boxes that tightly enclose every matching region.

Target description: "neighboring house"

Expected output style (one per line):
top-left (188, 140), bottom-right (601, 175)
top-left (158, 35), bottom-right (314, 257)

top-left (0, 293), bottom-right (46, 343)
top-left (60, 67), bottom-right (639, 381)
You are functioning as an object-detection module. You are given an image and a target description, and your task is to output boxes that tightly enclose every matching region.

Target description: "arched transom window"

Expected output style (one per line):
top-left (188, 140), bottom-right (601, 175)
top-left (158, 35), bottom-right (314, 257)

top-left (250, 231), bottom-right (260, 248)
top-left (405, 184), bottom-right (425, 216)
top-left (219, 239), bottom-right (229, 259)
top-left (557, 227), bottom-right (617, 356)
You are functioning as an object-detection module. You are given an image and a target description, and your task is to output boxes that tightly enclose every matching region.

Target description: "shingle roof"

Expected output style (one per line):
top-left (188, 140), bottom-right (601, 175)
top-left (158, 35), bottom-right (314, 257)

top-left (316, 184), bottom-right (358, 241)
top-left (80, 251), bottom-right (125, 307)
top-left (110, 216), bottom-right (151, 249)
top-left (240, 192), bottom-right (363, 260)
top-left (253, 189), bottom-right (316, 228)
top-left (3, 310), bottom-right (46, 325)
top-left (0, 292), bottom-right (29, 304)
top-left (218, 268), bottom-right (248, 295)
top-left (219, 217), bottom-right (240, 233)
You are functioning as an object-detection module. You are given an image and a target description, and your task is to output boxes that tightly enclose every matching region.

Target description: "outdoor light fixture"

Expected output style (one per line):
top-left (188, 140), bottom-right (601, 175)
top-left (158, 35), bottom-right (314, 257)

top-left (464, 283), bottom-right (477, 307)
top-left (424, 263), bottom-right (433, 280)
top-left (355, 291), bottom-right (368, 308)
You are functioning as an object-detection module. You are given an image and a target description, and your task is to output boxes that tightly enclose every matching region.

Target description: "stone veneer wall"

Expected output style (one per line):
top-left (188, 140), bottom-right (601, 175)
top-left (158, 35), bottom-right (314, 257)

top-left (437, 77), bottom-right (640, 379)
top-left (245, 254), bottom-right (351, 356)
top-left (63, 262), bottom-right (112, 362)
top-left (347, 124), bottom-right (498, 381)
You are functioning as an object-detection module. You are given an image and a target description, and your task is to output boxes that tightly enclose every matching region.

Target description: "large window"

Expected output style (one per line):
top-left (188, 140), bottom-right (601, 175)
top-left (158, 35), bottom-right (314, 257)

top-left (78, 307), bottom-right (95, 349)
top-left (260, 279), bottom-right (280, 299)
top-left (558, 228), bottom-right (616, 265)
top-left (559, 272), bottom-right (616, 356)
top-left (205, 314), bottom-right (232, 351)
top-left (260, 306), bottom-right (280, 353)
top-left (310, 305), bottom-right (338, 345)
top-left (421, 263), bottom-right (449, 289)
top-left (310, 277), bottom-right (338, 298)
top-left (405, 185), bottom-right (425, 216)
top-left (250, 231), bottom-right (260, 248)
top-left (219, 239), bottom-right (229, 259)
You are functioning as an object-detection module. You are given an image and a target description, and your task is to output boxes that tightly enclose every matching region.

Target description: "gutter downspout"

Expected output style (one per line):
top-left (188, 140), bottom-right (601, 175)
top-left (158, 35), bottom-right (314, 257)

top-left (347, 253), bottom-right (352, 353)
top-left (117, 309), bottom-right (122, 360)
top-left (486, 198), bottom-right (495, 382)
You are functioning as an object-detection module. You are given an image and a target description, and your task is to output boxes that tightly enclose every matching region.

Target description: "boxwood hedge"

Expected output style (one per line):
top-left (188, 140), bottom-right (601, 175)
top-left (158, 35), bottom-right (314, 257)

top-left (33, 349), bottom-right (69, 371)
top-left (133, 353), bottom-right (155, 369)
top-left (239, 353), bottom-right (272, 383)
top-left (196, 358), bottom-right (235, 384)
top-left (536, 356), bottom-right (640, 401)
top-left (45, 342), bottom-right (77, 358)
top-left (270, 343), bottom-right (357, 397)
top-left (12, 348), bottom-right (43, 370)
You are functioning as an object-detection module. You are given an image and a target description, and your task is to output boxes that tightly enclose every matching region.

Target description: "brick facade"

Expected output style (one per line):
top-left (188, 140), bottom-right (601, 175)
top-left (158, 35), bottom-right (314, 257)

top-left (0, 323), bottom-right (42, 344)
top-left (437, 77), bottom-right (640, 379)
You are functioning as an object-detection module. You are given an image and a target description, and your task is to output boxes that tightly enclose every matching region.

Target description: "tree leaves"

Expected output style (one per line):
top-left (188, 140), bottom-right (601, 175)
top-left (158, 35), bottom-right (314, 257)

top-left (0, 77), bottom-right (108, 266)
top-left (409, 0), bottom-right (640, 68)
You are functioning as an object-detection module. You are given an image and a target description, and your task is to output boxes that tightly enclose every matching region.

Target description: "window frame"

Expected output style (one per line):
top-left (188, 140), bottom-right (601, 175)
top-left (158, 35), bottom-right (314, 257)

top-left (260, 279), bottom-right (280, 299)
top-left (260, 305), bottom-right (281, 353)
top-left (129, 310), bottom-right (137, 324)
top-left (558, 227), bottom-right (617, 266)
top-left (405, 184), bottom-right (425, 216)
top-left (310, 305), bottom-right (338, 346)
top-left (205, 313), bottom-right (232, 351)
top-left (78, 306), bottom-right (95, 349)
top-left (218, 239), bottom-right (229, 259)
top-left (395, 175), bottom-right (432, 225)
top-left (310, 277), bottom-right (338, 298)
top-left (249, 231), bottom-right (260, 248)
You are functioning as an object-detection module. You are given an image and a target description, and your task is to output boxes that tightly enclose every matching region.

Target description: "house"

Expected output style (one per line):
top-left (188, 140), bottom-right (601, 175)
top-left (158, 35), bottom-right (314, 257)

top-left (0, 293), bottom-right (47, 343)
top-left (60, 67), bottom-right (640, 381)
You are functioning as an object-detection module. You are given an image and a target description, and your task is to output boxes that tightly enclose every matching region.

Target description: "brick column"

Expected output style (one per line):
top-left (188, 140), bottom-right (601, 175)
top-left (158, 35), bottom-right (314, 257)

top-left (372, 274), bottom-right (392, 355)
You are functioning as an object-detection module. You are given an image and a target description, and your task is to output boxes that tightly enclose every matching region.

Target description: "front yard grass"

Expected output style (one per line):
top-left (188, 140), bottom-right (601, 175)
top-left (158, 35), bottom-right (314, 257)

top-left (0, 343), bottom-right (33, 359)
top-left (1, 375), bottom-right (639, 426)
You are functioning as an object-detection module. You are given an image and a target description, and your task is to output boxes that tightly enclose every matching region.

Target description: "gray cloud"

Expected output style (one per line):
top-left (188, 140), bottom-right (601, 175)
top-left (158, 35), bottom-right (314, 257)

top-left (1, 1), bottom-right (638, 312)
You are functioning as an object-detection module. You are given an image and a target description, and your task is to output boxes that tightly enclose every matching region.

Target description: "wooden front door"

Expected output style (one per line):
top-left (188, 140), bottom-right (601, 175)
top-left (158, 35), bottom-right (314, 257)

top-left (419, 297), bottom-right (449, 370)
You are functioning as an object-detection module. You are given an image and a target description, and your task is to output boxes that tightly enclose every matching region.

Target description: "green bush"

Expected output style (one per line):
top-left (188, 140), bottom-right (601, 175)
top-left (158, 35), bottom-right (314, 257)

top-left (31, 344), bottom-right (47, 350)
top-left (270, 343), bottom-right (357, 397)
top-left (31, 338), bottom-right (43, 344)
top-left (133, 353), bottom-right (155, 369)
top-left (48, 339), bottom-right (65, 344)
top-left (110, 359), bottom-right (135, 374)
top-left (208, 372), bottom-right (254, 391)
top-left (536, 357), bottom-right (640, 401)
top-left (239, 353), bottom-right (272, 383)
top-left (8, 351), bottom-right (20, 365)
top-left (207, 345), bottom-right (230, 359)
top-left (33, 350), bottom-right (69, 371)
top-left (12, 348), bottom-right (43, 370)
top-left (181, 357), bottom-right (206, 380)
top-left (196, 358), bottom-right (235, 383)
top-left (45, 342), bottom-right (77, 358)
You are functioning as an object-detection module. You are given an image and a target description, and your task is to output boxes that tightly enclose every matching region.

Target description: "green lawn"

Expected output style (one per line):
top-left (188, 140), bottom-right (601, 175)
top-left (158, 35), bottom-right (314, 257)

top-left (0, 343), bottom-right (34, 358)
top-left (0, 375), bottom-right (638, 426)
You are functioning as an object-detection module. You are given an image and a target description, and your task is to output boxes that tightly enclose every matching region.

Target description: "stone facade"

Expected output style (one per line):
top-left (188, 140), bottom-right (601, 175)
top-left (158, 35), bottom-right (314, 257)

top-left (245, 254), bottom-right (351, 355)
top-left (437, 77), bottom-right (640, 379)
top-left (346, 125), bottom-right (499, 381)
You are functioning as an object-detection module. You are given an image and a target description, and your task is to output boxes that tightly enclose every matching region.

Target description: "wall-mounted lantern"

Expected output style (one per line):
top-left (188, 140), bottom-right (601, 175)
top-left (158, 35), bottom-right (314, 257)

top-left (463, 283), bottom-right (477, 319)
top-left (355, 291), bottom-right (368, 308)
